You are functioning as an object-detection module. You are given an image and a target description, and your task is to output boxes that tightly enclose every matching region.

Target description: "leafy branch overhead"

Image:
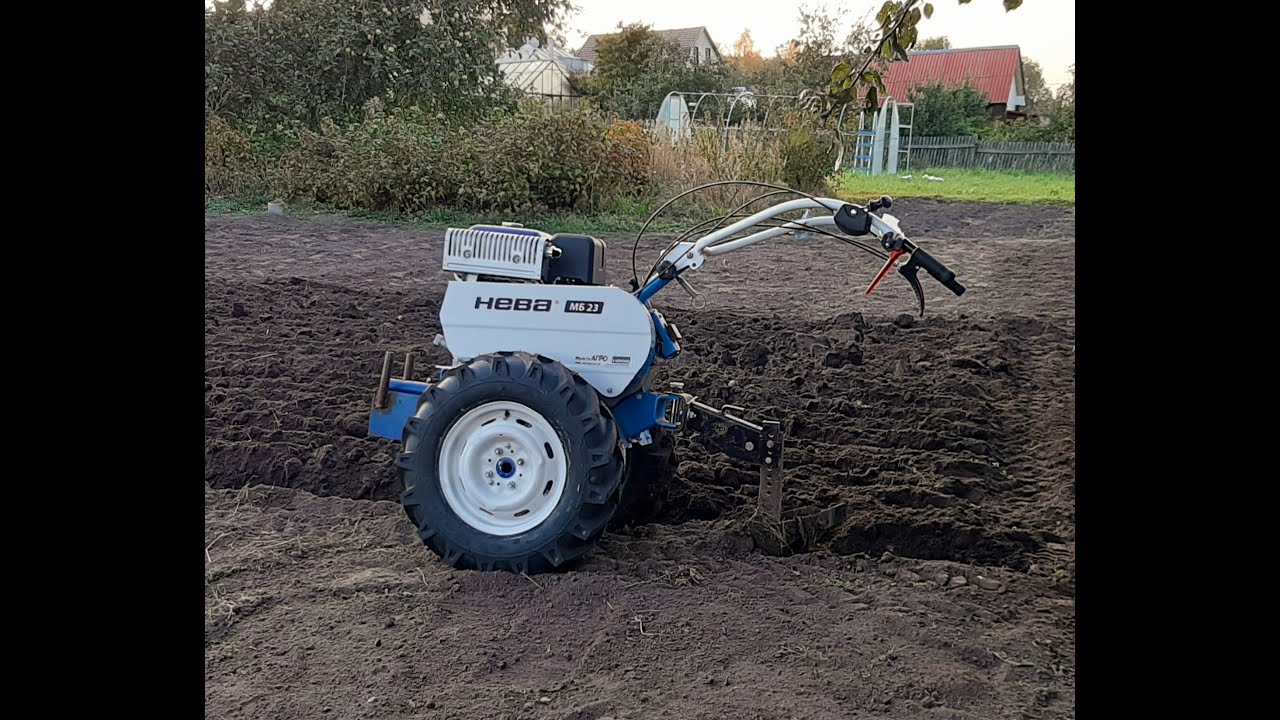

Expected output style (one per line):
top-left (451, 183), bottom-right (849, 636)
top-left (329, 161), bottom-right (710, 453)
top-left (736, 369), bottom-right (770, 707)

top-left (826, 0), bottom-right (1022, 115)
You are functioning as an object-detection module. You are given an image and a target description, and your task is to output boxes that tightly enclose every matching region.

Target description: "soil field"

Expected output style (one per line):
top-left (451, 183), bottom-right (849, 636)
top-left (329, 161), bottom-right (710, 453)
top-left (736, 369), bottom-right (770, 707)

top-left (205, 199), bottom-right (1076, 719)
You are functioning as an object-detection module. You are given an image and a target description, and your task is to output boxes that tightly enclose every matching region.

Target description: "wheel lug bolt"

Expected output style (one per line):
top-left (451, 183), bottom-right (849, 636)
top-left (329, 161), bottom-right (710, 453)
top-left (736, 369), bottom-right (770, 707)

top-left (495, 448), bottom-right (504, 456)
top-left (507, 481), bottom-right (516, 490)
top-left (516, 458), bottom-right (525, 465)
top-left (485, 471), bottom-right (494, 478)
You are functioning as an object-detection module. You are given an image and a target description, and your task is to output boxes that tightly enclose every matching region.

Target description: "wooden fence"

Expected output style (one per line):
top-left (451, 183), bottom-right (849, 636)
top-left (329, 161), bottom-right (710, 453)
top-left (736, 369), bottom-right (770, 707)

top-left (904, 135), bottom-right (1075, 174)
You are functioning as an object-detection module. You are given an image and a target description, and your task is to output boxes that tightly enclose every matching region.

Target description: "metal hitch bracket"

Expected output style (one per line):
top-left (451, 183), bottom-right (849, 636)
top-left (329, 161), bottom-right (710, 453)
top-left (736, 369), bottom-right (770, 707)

top-left (369, 351), bottom-right (433, 441)
top-left (374, 351), bottom-right (417, 410)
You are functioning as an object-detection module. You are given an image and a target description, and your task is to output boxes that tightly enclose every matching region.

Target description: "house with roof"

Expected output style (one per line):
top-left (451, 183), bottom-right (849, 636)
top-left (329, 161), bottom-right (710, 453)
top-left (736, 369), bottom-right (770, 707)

top-left (577, 26), bottom-right (722, 67)
top-left (879, 45), bottom-right (1027, 117)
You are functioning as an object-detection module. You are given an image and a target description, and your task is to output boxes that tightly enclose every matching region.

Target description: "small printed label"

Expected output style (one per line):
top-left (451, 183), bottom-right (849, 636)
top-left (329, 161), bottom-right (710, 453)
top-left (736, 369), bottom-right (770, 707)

top-left (611, 356), bottom-right (631, 365)
top-left (565, 301), bottom-right (604, 314)
top-left (575, 354), bottom-right (610, 365)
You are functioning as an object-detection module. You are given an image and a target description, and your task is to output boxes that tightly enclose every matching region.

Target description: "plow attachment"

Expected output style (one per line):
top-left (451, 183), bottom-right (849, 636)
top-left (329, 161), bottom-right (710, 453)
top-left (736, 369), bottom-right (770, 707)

top-left (679, 392), bottom-right (847, 555)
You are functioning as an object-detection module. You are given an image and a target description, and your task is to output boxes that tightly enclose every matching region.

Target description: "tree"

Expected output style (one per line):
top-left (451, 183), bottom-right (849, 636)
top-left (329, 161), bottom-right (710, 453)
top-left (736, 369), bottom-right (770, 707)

top-left (205, 0), bottom-right (573, 129)
top-left (908, 81), bottom-right (990, 136)
top-left (1049, 64), bottom-right (1074, 141)
top-left (778, 40), bottom-right (801, 64)
top-left (579, 23), bottom-right (728, 120)
top-left (729, 29), bottom-right (764, 73)
top-left (1022, 58), bottom-right (1050, 111)
top-left (787, 4), bottom-right (883, 93)
top-left (1057, 64), bottom-right (1075, 107)
top-left (917, 35), bottom-right (950, 49)
top-left (729, 4), bottom-right (883, 98)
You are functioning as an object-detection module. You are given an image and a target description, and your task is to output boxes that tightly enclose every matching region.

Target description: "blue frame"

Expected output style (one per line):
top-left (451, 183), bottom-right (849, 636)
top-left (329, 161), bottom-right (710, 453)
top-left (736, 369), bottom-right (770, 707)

top-left (369, 390), bottom-right (422, 440)
top-left (637, 276), bottom-right (670, 303)
top-left (605, 282), bottom-right (686, 442)
top-left (611, 391), bottom-right (683, 441)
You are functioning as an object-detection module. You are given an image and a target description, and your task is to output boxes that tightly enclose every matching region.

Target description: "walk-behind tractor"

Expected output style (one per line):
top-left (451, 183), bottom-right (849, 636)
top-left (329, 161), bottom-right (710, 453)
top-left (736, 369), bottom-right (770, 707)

top-left (367, 182), bottom-right (966, 573)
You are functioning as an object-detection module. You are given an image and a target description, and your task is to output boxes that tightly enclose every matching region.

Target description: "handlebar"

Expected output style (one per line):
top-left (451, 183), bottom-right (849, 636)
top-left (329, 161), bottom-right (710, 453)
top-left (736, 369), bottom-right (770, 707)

top-left (646, 194), bottom-right (966, 313)
top-left (905, 243), bottom-right (966, 296)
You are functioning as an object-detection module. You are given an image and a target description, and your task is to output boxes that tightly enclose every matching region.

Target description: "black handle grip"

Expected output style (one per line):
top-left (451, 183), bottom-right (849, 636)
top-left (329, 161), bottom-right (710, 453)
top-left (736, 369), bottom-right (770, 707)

top-left (909, 246), bottom-right (966, 296)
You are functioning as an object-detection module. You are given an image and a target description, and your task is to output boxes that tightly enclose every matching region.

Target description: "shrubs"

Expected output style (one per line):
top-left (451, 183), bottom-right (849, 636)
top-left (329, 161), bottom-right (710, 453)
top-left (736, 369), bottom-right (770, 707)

top-left (205, 106), bottom-right (840, 214)
top-left (204, 116), bottom-right (273, 198)
top-left (776, 113), bottom-right (839, 194)
top-left (279, 112), bottom-right (452, 213)
top-left (207, 108), bottom-right (655, 213)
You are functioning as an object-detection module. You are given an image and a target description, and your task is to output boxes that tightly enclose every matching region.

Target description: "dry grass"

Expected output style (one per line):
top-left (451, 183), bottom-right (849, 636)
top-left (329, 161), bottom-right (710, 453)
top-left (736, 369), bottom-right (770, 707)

top-left (646, 124), bottom-right (801, 210)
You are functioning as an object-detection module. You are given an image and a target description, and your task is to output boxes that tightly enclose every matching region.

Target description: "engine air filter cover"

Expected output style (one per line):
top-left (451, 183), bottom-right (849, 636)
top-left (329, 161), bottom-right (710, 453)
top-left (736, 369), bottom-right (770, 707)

top-left (443, 225), bottom-right (549, 280)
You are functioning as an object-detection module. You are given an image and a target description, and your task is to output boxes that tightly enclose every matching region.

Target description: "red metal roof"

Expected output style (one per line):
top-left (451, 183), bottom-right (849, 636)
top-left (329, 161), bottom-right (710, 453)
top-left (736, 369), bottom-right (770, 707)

top-left (879, 45), bottom-right (1022, 105)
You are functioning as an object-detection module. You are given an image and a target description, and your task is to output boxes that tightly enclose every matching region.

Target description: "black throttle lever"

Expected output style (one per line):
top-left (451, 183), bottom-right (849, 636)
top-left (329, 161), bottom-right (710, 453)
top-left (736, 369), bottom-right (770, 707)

top-left (866, 231), bottom-right (965, 317)
top-left (904, 245), bottom-right (966, 297)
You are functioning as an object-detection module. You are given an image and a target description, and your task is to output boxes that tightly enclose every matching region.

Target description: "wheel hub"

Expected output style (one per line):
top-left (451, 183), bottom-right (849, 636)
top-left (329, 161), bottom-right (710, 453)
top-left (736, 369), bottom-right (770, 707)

top-left (438, 401), bottom-right (568, 536)
top-left (496, 457), bottom-right (517, 479)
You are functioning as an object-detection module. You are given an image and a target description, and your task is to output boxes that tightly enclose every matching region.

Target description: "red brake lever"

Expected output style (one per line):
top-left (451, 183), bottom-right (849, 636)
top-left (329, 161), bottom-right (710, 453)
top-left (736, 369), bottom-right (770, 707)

top-left (865, 249), bottom-right (906, 295)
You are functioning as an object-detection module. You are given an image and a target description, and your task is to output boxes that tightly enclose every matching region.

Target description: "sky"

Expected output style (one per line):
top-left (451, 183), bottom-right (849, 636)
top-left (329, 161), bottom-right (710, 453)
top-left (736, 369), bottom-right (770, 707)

top-left (561, 0), bottom-right (1075, 89)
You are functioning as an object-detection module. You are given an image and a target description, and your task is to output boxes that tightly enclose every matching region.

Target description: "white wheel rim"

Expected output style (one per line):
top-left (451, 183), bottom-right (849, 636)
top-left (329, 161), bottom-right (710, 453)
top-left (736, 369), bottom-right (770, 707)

top-left (438, 401), bottom-right (569, 536)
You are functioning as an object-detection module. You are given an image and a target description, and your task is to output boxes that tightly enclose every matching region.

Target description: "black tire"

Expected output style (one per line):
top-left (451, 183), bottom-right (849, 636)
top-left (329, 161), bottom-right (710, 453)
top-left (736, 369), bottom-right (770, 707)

top-left (397, 352), bottom-right (624, 573)
top-left (613, 428), bottom-right (679, 528)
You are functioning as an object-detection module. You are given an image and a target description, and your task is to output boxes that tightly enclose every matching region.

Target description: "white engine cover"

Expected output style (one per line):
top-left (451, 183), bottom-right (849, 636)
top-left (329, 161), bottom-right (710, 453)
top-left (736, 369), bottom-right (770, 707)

top-left (439, 281), bottom-right (654, 398)
top-left (442, 226), bottom-right (549, 280)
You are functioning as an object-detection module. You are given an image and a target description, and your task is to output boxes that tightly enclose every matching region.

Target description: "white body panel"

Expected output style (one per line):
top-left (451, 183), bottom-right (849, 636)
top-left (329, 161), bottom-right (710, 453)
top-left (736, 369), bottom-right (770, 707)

top-left (440, 281), bottom-right (653, 398)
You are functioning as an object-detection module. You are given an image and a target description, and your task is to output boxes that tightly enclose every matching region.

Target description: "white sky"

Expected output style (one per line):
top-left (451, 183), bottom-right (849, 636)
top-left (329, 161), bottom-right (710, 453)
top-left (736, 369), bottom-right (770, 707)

top-left (562, 0), bottom-right (1075, 88)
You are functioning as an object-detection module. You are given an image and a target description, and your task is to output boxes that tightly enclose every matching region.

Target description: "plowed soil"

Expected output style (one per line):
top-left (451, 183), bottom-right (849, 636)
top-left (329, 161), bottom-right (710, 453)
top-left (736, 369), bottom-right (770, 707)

top-left (205, 199), bottom-right (1075, 719)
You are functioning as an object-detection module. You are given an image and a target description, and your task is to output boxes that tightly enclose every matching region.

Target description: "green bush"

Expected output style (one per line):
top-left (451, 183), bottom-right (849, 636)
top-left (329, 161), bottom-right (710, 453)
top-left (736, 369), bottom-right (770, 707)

top-left (205, 116), bottom-right (272, 198)
top-left (277, 110), bottom-right (451, 212)
top-left (207, 108), bottom-right (655, 214)
top-left (908, 82), bottom-right (991, 137)
top-left (777, 114), bottom-right (839, 194)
